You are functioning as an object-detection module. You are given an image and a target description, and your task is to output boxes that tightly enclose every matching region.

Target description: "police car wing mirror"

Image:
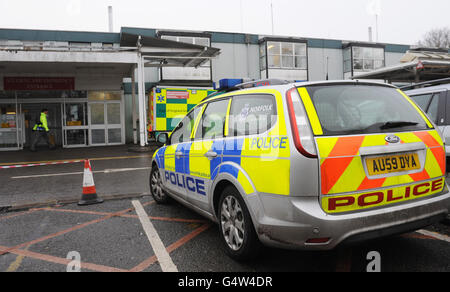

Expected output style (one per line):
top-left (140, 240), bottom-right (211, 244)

top-left (157, 133), bottom-right (169, 145)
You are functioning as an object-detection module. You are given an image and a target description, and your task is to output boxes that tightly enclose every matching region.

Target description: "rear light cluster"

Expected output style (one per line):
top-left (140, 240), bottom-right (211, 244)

top-left (286, 88), bottom-right (318, 158)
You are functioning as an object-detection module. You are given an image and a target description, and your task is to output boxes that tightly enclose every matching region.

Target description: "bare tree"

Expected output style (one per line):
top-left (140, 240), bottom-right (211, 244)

top-left (418, 27), bottom-right (450, 48)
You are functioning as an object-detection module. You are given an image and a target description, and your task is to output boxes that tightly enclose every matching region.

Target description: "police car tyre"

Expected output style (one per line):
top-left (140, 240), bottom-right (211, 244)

top-left (150, 166), bottom-right (170, 204)
top-left (218, 185), bottom-right (261, 261)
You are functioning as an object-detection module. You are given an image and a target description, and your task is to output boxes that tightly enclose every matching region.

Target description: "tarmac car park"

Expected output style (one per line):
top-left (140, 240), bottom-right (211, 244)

top-left (150, 79), bottom-right (450, 261)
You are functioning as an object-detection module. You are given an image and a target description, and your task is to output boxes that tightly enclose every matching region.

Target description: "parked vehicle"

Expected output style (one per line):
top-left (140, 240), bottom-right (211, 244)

top-left (150, 79), bottom-right (450, 260)
top-left (404, 79), bottom-right (450, 158)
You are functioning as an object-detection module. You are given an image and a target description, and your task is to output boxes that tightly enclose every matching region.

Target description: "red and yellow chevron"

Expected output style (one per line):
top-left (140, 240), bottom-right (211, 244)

top-left (316, 130), bottom-right (445, 196)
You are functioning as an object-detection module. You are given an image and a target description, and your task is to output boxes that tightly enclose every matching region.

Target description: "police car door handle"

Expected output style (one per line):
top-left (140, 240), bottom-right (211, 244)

top-left (204, 151), bottom-right (218, 159)
top-left (175, 151), bottom-right (183, 157)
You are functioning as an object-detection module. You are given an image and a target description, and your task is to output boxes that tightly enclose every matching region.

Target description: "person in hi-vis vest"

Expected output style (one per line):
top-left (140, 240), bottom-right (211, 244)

top-left (31, 109), bottom-right (55, 151)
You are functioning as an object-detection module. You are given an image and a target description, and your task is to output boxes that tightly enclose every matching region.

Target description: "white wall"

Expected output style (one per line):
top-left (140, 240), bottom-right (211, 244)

top-left (385, 52), bottom-right (405, 67)
top-left (308, 48), bottom-right (344, 81)
top-left (211, 42), bottom-right (260, 82)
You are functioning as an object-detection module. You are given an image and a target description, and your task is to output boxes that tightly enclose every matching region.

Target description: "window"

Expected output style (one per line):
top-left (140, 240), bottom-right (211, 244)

top-left (88, 91), bottom-right (121, 101)
top-left (170, 106), bottom-right (202, 144)
top-left (411, 93), bottom-right (439, 124)
top-left (261, 40), bottom-right (308, 80)
top-left (343, 47), bottom-right (352, 73)
top-left (344, 45), bottom-right (385, 78)
top-left (352, 46), bottom-right (384, 72)
top-left (228, 94), bottom-right (276, 136)
top-left (427, 96), bottom-right (439, 124)
top-left (160, 35), bottom-right (211, 81)
top-left (102, 43), bottom-right (114, 50)
top-left (259, 43), bottom-right (267, 71)
top-left (195, 99), bottom-right (229, 140)
top-left (306, 85), bottom-right (430, 136)
top-left (411, 94), bottom-right (433, 111)
top-left (69, 42), bottom-right (91, 51)
top-left (267, 41), bottom-right (307, 69)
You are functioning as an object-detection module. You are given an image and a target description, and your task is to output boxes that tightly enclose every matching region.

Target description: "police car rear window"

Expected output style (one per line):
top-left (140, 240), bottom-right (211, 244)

top-left (305, 85), bottom-right (430, 136)
top-left (228, 94), bottom-right (276, 136)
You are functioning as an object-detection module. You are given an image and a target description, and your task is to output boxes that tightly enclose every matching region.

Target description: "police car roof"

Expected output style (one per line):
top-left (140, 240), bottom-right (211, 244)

top-left (206, 79), bottom-right (397, 101)
top-left (292, 80), bottom-right (397, 89)
top-left (201, 80), bottom-right (398, 103)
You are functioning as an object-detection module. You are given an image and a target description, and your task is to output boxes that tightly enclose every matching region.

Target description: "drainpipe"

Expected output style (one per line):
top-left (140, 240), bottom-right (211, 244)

top-left (131, 65), bottom-right (137, 145)
top-left (137, 36), bottom-right (147, 147)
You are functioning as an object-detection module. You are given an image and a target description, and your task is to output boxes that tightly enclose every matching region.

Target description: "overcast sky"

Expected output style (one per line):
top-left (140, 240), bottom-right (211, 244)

top-left (0, 0), bottom-right (448, 45)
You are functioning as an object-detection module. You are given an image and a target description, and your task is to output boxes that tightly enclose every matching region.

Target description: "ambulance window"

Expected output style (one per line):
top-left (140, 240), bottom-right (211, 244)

top-left (228, 94), bottom-right (276, 136)
top-left (196, 99), bottom-right (229, 140)
top-left (170, 106), bottom-right (202, 144)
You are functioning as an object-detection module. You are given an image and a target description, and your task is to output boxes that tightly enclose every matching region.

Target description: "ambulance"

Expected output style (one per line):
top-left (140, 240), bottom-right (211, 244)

top-left (150, 79), bottom-right (450, 260)
top-left (148, 86), bottom-right (216, 137)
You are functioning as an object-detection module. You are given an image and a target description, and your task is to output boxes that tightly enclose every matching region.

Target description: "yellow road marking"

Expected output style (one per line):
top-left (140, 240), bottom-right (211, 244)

top-left (0, 155), bottom-right (152, 167)
top-left (6, 245), bottom-right (30, 272)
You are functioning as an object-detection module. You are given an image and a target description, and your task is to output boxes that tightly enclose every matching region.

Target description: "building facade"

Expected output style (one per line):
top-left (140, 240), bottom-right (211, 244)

top-left (0, 26), bottom-right (436, 151)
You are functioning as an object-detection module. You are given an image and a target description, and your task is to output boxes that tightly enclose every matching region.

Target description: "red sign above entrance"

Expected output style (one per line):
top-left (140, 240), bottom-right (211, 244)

top-left (4, 77), bottom-right (75, 91)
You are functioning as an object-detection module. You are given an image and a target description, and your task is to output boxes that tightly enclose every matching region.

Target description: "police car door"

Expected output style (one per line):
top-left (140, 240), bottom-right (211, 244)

top-left (163, 109), bottom-right (199, 200)
top-left (188, 98), bottom-right (229, 212)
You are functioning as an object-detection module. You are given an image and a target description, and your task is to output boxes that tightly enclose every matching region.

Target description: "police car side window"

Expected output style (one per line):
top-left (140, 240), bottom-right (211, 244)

top-left (228, 94), bottom-right (276, 137)
top-left (195, 99), bottom-right (229, 140)
top-left (170, 106), bottom-right (201, 144)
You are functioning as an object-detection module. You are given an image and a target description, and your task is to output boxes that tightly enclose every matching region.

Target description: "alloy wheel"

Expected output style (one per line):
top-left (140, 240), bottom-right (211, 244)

top-left (220, 195), bottom-right (245, 251)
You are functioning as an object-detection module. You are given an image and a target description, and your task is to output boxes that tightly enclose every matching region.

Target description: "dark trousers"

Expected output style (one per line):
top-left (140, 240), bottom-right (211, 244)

top-left (30, 131), bottom-right (53, 151)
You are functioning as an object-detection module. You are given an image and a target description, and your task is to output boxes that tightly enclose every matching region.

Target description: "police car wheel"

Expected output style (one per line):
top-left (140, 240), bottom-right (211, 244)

top-left (150, 166), bottom-right (170, 204)
top-left (218, 186), bottom-right (261, 261)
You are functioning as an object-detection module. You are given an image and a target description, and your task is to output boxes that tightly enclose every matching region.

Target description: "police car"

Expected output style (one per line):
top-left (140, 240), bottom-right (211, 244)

top-left (150, 79), bottom-right (450, 260)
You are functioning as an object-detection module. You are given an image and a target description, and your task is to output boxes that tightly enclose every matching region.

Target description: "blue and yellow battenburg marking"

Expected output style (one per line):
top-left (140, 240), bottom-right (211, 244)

top-left (164, 170), bottom-right (207, 196)
top-left (153, 88), bottom-right (292, 197)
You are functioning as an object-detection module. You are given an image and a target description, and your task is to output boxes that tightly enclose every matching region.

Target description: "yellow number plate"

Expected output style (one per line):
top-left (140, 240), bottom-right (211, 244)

top-left (366, 153), bottom-right (420, 176)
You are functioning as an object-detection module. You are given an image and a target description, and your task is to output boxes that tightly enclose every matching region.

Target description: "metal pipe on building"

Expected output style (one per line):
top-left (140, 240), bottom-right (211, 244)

top-left (131, 65), bottom-right (137, 145)
top-left (137, 36), bottom-right (147, 147)
top-left (108, 6), bottom-right (113, 32)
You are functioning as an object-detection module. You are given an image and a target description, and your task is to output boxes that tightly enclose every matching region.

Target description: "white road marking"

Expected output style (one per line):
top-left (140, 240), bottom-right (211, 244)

top-left (416, 229), bottom-right (450, 243)
top-left (11, 167), bottom-right (151, 179)
top-left (132, 200), bottom-right (178, 272)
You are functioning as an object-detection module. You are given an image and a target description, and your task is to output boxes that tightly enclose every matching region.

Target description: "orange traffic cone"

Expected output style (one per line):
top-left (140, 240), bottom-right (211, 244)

top-left (78, 159), bottom-right (103, 206)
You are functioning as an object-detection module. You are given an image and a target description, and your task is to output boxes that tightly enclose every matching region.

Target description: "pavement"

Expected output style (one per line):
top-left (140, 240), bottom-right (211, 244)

top-left (0, 145), bottom-right (155, 210)
top-left (0, 145), bottom-right (449, 272)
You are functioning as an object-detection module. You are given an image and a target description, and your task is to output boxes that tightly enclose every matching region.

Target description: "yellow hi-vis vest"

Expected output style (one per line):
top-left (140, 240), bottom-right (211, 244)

top-left (33, 112), bottom-right (49, 132)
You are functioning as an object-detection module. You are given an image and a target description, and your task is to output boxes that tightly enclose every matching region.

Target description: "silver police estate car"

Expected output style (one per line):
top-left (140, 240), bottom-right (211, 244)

top-left (150, 79), bottom-right (450, 260)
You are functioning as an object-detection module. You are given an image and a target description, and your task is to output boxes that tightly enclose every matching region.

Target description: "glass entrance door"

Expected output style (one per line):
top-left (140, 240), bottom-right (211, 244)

top-left (0, 101), bottom-right (24, 150)
top-left (62, 102), bottom-right (88, 147)
top-left (88, 101), bottom-right (123, 146)
top-left (106, 102), bottom-right (122, 144)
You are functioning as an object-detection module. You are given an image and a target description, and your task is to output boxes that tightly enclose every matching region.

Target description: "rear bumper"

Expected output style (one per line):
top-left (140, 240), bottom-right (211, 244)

top-left (252, 189), bottom-right (450, 250)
